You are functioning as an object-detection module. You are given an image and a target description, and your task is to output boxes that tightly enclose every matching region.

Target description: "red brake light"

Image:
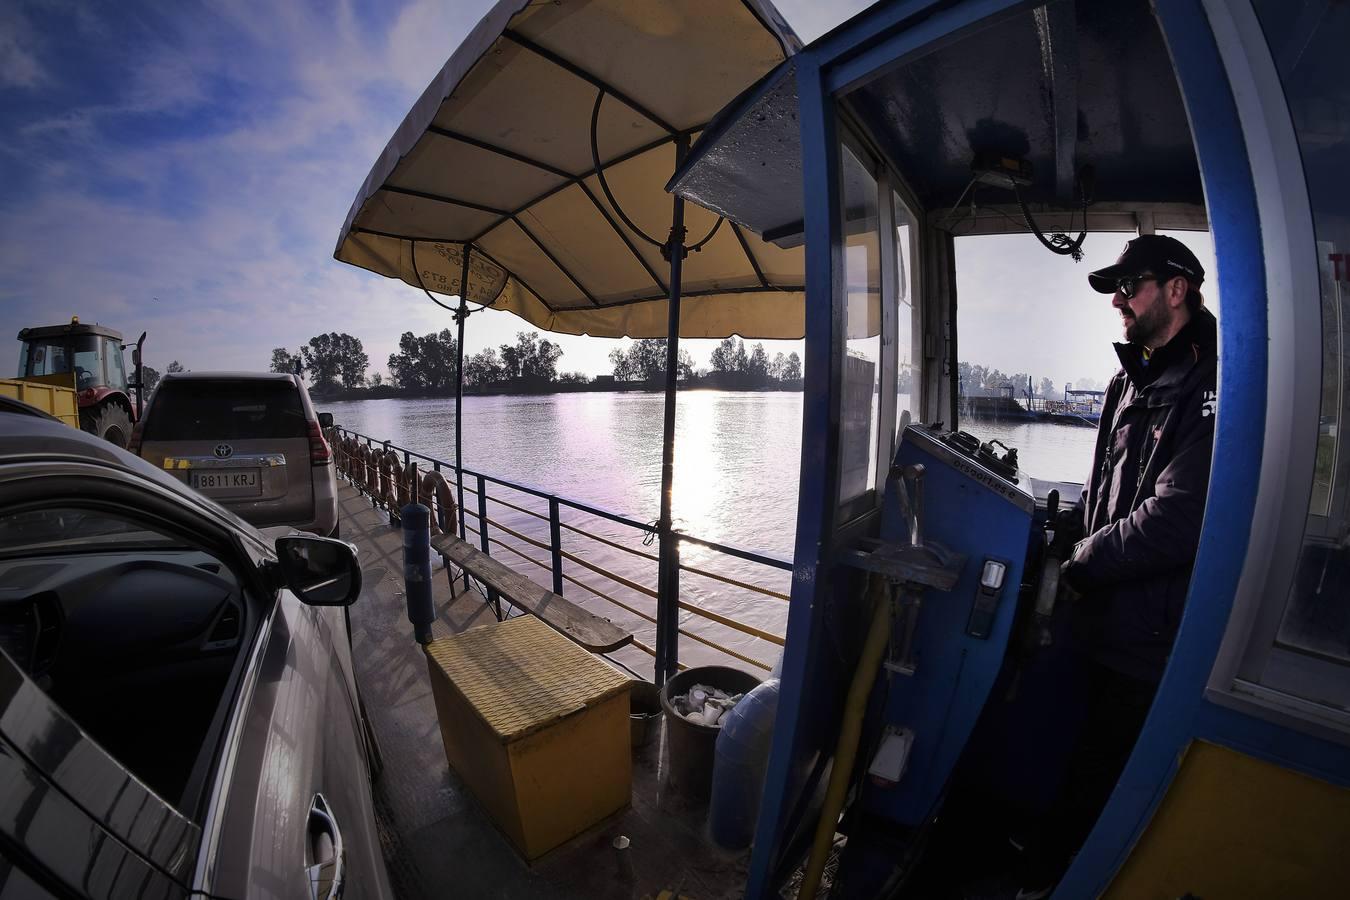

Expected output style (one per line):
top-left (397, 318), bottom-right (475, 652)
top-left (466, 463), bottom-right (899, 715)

top-left (127, 419), bottom-right (145, 455)
top-left (308, 421), bottom-right (332, 466)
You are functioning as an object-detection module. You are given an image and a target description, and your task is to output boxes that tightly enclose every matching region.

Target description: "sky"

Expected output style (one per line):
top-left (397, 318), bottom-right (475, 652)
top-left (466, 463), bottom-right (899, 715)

top-left (0, 0), bottom-right (1213, 390)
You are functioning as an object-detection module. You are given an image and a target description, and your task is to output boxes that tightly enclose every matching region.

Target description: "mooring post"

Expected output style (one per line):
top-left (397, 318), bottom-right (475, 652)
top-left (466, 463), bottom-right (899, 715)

top-left (402, 502), bottom-right (434, 645)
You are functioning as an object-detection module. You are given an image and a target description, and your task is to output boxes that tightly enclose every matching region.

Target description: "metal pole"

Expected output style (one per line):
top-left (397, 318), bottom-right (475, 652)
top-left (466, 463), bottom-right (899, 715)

top-left (549, 497), bottom-right (564, 596)
top-left (455, 244), bottom-right (471, 593)
top-left (655, 134), bottom-right (690, 687)
top-left (477, 474), bottom-right (501, 620)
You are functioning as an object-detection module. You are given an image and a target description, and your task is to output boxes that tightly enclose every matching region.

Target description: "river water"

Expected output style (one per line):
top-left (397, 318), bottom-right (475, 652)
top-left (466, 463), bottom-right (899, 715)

top-left (323, 392), bottom-right (1097, 676)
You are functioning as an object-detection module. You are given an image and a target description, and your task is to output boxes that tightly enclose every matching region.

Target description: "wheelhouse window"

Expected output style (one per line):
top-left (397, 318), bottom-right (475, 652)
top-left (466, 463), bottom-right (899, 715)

top-left (838, 141), bottom-right (883, 509)
top-left (1198, 2), bottom-right (1350, 727)
top-left (949, 231), bottom-right (1217, 485)
top-left (1255, 2), bottom-right (1350, 675)
top-left (894, 190), bottom-right (919, 429)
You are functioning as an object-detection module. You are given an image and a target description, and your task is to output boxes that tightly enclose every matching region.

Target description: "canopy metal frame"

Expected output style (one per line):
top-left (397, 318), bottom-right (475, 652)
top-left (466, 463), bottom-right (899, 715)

top-left (346, 24), bottom-right (779, 316)
top-left (380, 30), bottom-right (774, 685)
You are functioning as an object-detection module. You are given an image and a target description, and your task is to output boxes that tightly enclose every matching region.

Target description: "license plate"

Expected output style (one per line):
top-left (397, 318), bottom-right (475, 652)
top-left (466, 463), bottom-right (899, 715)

top-left (192, 469), bottom-right (261, 496)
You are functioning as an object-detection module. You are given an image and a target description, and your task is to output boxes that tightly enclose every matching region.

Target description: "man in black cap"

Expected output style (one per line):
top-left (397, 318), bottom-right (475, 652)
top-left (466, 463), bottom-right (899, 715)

top-left (1012, 234), bottom-right (1218, 898)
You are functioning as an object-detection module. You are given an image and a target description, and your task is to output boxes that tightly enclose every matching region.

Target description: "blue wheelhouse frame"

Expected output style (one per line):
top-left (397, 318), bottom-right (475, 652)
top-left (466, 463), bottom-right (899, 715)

top-left (748, 0), bottom-right (1350, 896)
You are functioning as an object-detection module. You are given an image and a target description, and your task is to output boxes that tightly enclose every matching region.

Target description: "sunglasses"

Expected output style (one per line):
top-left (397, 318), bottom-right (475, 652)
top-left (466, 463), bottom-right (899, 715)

top-left (1115, 274), bottom-right (1160, 300)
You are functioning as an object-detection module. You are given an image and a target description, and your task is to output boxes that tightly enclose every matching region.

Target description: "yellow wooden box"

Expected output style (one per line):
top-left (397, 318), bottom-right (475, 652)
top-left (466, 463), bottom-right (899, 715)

top-left (424, 615), bottom-right (632, 860)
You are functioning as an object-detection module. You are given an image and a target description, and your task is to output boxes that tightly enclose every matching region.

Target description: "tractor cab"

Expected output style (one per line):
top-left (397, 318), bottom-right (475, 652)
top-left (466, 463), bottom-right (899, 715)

top-left (16, 317), bottom-right (144, 446)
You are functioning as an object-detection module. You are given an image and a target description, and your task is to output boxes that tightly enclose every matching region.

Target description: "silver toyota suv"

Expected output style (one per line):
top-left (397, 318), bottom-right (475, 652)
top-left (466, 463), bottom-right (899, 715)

top-left (133, 372), bottom-right (340, 536)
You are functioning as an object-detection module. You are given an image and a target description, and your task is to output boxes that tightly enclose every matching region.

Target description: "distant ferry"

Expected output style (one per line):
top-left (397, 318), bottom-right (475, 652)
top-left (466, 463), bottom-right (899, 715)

top-left (959, 387), bottom-right (1103, 427)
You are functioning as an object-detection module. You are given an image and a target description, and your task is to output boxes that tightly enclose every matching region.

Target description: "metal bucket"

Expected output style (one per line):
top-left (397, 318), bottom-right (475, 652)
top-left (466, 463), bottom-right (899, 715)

top-left (629, 679), bottom-right (662, 749)
top-left (660, 666), bottom-right (763, 801)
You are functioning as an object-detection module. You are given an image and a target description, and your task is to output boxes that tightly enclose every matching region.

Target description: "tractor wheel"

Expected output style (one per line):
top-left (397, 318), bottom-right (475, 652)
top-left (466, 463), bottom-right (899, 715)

top-left (80, 402), bottom-right (133, 448)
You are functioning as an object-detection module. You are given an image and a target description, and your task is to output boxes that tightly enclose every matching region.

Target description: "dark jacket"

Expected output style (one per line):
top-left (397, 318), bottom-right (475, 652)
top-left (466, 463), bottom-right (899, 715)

top-left (1062, 308), bottom-right (1218, 682)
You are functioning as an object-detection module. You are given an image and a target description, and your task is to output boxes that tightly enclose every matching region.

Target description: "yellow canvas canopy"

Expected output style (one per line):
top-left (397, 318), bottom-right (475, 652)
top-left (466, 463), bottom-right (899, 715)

top-left (333, 0), bottom-right (805, 339)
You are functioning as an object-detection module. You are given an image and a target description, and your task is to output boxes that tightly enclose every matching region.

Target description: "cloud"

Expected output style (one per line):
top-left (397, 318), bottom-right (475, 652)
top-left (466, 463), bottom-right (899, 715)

top-left (0, 36), bottom-right (45, 89)
top-left (0, 0), bottom-right (875, 379)
top-left (0, 0), bottom-right (479, 372)
top-left (0, 4), bottom-right (49, 89)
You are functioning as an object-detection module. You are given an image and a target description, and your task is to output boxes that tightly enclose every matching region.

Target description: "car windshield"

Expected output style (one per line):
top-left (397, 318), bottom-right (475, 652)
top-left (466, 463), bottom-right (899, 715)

top-left (0, 508), bottom-right (182, 557)
top-left (143, 379), bottom-right (308, 441)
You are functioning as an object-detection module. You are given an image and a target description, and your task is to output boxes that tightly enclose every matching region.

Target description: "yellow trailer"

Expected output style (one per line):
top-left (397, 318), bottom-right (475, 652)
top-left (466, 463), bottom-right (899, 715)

top-left (0, 374), bottom-right (80, 429)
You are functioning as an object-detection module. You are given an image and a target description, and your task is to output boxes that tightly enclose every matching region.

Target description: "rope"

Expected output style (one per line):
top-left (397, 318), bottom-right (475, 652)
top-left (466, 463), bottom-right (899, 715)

top-left (485, 535), bottom-right (553, 572)
top-left (482, 515), bottom-right (552, 552)
top-left (459, 507), bottom-right (786, 646)
top-left (560, 520), bottom-right (659, 562)
top-left (560, 548), bottom-right (658, 598)
top-left (677, 627), bottom-right (773, 671)
top-left (562, 571), bottom-right (657, 624)
top-left (678, 561), bottom-right (790, 601)
top-left (485, 493), bottom-right (550, 522)
top-left (677, 599), bottom-right (786, 646)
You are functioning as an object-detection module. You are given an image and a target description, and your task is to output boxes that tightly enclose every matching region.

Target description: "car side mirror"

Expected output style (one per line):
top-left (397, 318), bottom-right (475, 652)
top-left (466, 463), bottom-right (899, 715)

top-left (318, 412), bottom-right (334, 428)
top-left (274, 535), bottom-right (361, 607)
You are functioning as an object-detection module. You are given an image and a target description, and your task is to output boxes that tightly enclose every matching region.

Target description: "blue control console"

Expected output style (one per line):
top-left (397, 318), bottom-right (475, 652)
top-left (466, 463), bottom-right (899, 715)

top-left (858, 424), bottom-right (1036, 826)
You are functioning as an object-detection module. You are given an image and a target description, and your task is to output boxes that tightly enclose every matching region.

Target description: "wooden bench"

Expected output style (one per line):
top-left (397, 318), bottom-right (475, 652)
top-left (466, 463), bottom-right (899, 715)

top-left (430, 533), bottom-right (633, 653)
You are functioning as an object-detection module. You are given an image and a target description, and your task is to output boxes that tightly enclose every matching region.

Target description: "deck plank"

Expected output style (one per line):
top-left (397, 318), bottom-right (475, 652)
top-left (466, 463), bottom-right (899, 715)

top-left (430, 533), bottom-right (632, 653)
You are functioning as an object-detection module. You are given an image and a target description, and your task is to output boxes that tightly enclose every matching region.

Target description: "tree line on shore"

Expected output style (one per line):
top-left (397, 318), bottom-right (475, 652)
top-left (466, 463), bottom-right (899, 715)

top-left (133, 359), bottom-right (183, 394)
top-left (957, 362), bottom-right (1106, 400)
top-left (608, 337), bottom-right (801, 385)
top-left (141, 340), bottom-right (1098, 403)
top-left (266, 331), bottom-right (804, 398)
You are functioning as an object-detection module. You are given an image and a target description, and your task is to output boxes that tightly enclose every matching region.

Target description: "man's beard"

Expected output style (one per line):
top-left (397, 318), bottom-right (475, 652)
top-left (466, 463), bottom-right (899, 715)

top-left (1124, 301), bottom-right (1170, 347)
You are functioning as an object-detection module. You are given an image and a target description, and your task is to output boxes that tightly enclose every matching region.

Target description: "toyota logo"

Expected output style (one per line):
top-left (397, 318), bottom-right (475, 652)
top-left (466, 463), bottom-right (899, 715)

top-left (213, 444), bottom-right (233, 459)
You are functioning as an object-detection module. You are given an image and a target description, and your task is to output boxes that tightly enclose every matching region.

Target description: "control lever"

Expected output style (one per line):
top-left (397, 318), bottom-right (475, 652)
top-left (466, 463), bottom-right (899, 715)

top-left (1033, 490), bottom-right (1062, 633)
top-left (977, 439), bottom-right (1020, 481)
top-left (1007, 492), bottom-right (1067, 702)
top-left (1028, 491), bottom-right (1081, 646)
top-left (888, 463), bottom-right (926, 549)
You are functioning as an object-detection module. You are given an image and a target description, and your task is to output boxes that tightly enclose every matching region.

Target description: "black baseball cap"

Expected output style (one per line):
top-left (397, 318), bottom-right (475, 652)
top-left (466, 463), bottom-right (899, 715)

top-left (1088, 234), bottom-right (1205, 294)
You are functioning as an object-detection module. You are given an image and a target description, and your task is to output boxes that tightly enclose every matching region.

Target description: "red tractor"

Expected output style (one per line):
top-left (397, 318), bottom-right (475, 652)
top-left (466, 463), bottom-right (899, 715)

top-left (16, 318), bottom-right (146, 447)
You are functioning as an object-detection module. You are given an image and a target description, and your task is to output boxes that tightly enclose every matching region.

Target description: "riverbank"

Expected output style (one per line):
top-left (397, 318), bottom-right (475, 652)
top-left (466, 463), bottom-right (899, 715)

top-left (312, 374), bottom-right (805, 403)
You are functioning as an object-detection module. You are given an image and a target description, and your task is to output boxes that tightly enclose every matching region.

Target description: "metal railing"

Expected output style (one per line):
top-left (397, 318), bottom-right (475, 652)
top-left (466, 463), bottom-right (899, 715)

top-left (326, 426), bottom-right (791, 679)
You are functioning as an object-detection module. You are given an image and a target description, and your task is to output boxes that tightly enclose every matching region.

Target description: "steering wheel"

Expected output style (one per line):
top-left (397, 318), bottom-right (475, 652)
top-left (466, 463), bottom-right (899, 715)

top-left (74, 366), bottom-right (94, 390)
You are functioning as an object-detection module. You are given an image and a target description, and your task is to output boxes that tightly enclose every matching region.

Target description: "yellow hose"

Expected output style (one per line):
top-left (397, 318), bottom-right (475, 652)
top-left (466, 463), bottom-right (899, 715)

top-left (797, 575), bottom-right (893, 899)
